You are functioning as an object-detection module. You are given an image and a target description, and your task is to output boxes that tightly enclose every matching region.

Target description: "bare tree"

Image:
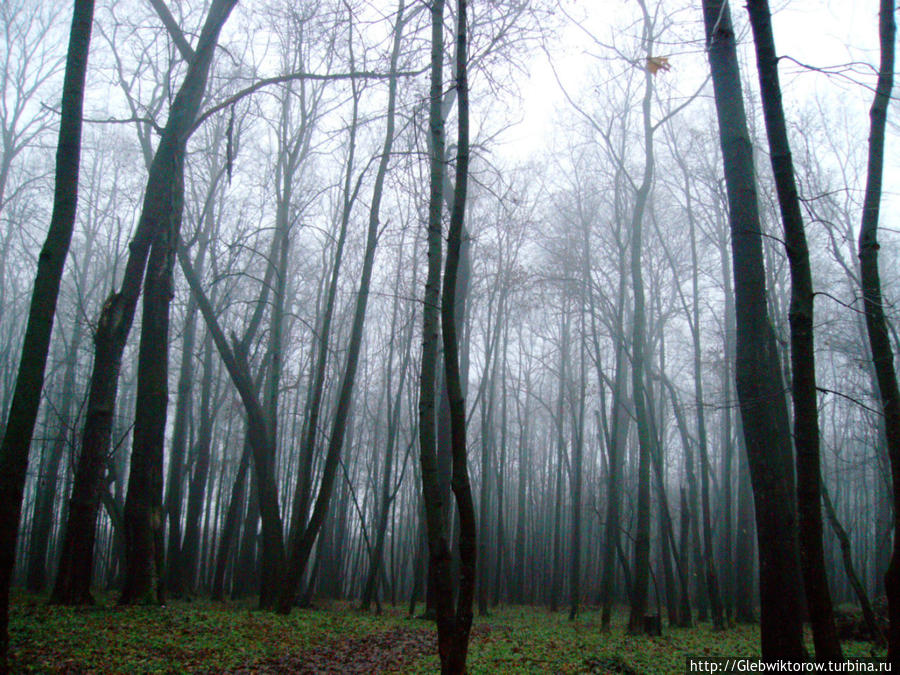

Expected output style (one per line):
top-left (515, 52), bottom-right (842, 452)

top-left (857, 0), bottom-right (900, 664)
top-left (701, 0), bottom-right (804, 658)
top-left (0, 0), bottom-right (94, 660)
top-left (745, 0), bottom-right (841, 659)
top-left (52, 0), bottom-right (237, 606)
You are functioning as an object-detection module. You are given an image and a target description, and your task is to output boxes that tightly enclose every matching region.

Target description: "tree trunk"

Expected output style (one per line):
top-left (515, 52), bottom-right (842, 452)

top-left (120, 188), bottom-right (184, 606)
top-left (0, 0), bottom-right (94, 657)
top-left (26, 321), bottom-right (83, 591)
top-left (177, 246), bottom-right (287, 609)
top-left (569, 317), bottom-right (585, 622)
top-left (211, 438), bottom-right (250, 601)
top-left (52, 0), bottom-right (236, 607)
top-left (701, 0), bottom-right (805, 658)
top-left (745, 0), bottom-right (842, 659)
top-left (627, 2), bottom-right (656, 633)
top-left (164, 275), bottom-right (202, 598)
top-left (822, 482), bottom-right (883, 644)
top-left (600, 302), bottom-right (628, 630)
top-left (857, 0), bottom-right (900, 665)
top-left (278, 7), bottom-right (402, 610)
top-left (550, 310), bottom-right (568, 614)
top-left (683, 171), bottom-right (726, 631)
top-left (439, 0), bottom-right (476, 665)
top-left (180, 331), bottom-right (215, 592)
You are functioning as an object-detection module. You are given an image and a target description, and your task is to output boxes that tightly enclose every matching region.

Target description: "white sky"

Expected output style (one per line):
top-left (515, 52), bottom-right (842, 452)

top-left (502, 0), bottom-right (887, 159)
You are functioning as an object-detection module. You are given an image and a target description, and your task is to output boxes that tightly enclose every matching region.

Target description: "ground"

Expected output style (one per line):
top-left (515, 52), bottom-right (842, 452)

top-left (8, 593), bottom-right (883, 673)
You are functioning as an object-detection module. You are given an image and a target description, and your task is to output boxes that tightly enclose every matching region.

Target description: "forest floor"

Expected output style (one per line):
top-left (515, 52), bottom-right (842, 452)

top-left (8, 592), bottom-right (883, 674)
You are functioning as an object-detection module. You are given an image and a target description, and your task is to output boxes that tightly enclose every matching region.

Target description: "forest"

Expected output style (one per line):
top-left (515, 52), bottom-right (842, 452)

top-left (0, 0), bottom-right (897, 672)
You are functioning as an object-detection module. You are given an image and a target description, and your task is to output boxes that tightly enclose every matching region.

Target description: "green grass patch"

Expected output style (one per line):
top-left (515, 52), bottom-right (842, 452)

top-left (8, 594), bottom-right (886, 674)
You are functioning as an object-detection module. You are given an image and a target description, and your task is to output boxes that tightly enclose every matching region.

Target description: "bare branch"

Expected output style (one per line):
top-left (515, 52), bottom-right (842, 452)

top-left (146, 0), bottom-right (195, 63)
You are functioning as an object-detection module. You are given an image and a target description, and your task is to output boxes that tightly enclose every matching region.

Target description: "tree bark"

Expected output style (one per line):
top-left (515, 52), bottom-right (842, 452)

top-left (52, 0), bottom-right (237, 607)
top-left (0, 0), bottom-right (94, 657)
top-left (701, 0), bottom-right (805, 658)
top-left (745, 0), bottom-right (842, 659)
top-left (180, 331), bottom-right (216, 592)
top-left (439, 0), bottom-right (476, 665)
top-left (26, 321), bottom-right (83, 592)
top-left (857, 0), bottom-right (900, 665)
top-left (211, 438), bottom-right (251, 600)
top-left (627, 1), bottom-right (656, 633)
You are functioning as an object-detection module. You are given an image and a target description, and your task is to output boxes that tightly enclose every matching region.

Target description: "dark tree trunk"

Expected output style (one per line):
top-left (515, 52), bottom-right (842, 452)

top-left (164, 288), bottom-right (200, 598)
top-left (232, 473), bottom-right (260, 598)
top-left (600, 312), bottom-right (628, 630)
top-left (678, 488), bottom-right (693, 626)
top-left (734, 418), bottom-right (756, 623)
top-left (438, 0), bottom-right (476, 665)
top-left (52, 0), bottom-right (236, 607)
top-left (211, 438), bottom-right (250, 601)
top-left (278, 21), bottom-right (398, 610)
top-left (26, 321), bottom-right (83, 591)
top-left (569, 319), bottom-right (585, 621)
top-left (627, 4), bottom-right (656, 632)
top-left (418, 0), bottom-right (450, 645)
top-left (857, 0), bottom-right (900, 665)
top-left (511, 366), bottom-right (531, 605)
top-left (649, 387), bottom-right (691, 628)
top-left (177, 247), bottom-right (287, 610)
top-left (550, 310), bottom-right (568, 614)
top-left (0, 0), bottom-right (94, 658)
top-left (822, 483), bottom-right (883, 644)
top-left (121, 0), bottom-right (238, 607)
top-left (745, 0), bottom-right (842, 659)
top-left (418, 0), bottom-right (475, 670)
top-left (701, 0), bottom-right (805, 658)
top-left (180, 332), bottom-right (215, 592)
top-left (120, 170), bottom-right (184, 607)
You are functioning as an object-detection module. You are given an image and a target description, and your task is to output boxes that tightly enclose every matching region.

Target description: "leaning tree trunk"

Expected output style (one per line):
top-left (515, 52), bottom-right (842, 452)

top-left (745, 0), bottom-right (842, 659)
top-left (0, 0), bottom-right (94, 659)
top-left (278, 11), bottom-right (405, 613)
top-left (701, 0), bottom-right (805, 659)
top-left (857, 0), bottom-right (900, 664)
top-left (121, 0), bottom-right (238, 607)
top-left (177, 246), bottom-right (287, 610)
top-left (822, 483), bottom-right (883, 644)
top-left (52, 0), bottom-right (237, 607)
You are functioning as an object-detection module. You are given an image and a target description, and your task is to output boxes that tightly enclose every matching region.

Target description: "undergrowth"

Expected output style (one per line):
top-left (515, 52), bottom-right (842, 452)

top-left (8, 592), bottom-right (884, 674)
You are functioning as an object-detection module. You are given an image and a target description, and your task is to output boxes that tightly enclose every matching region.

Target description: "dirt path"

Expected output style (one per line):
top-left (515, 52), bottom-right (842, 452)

top-left (225, 625), bottom-right (436, 674)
